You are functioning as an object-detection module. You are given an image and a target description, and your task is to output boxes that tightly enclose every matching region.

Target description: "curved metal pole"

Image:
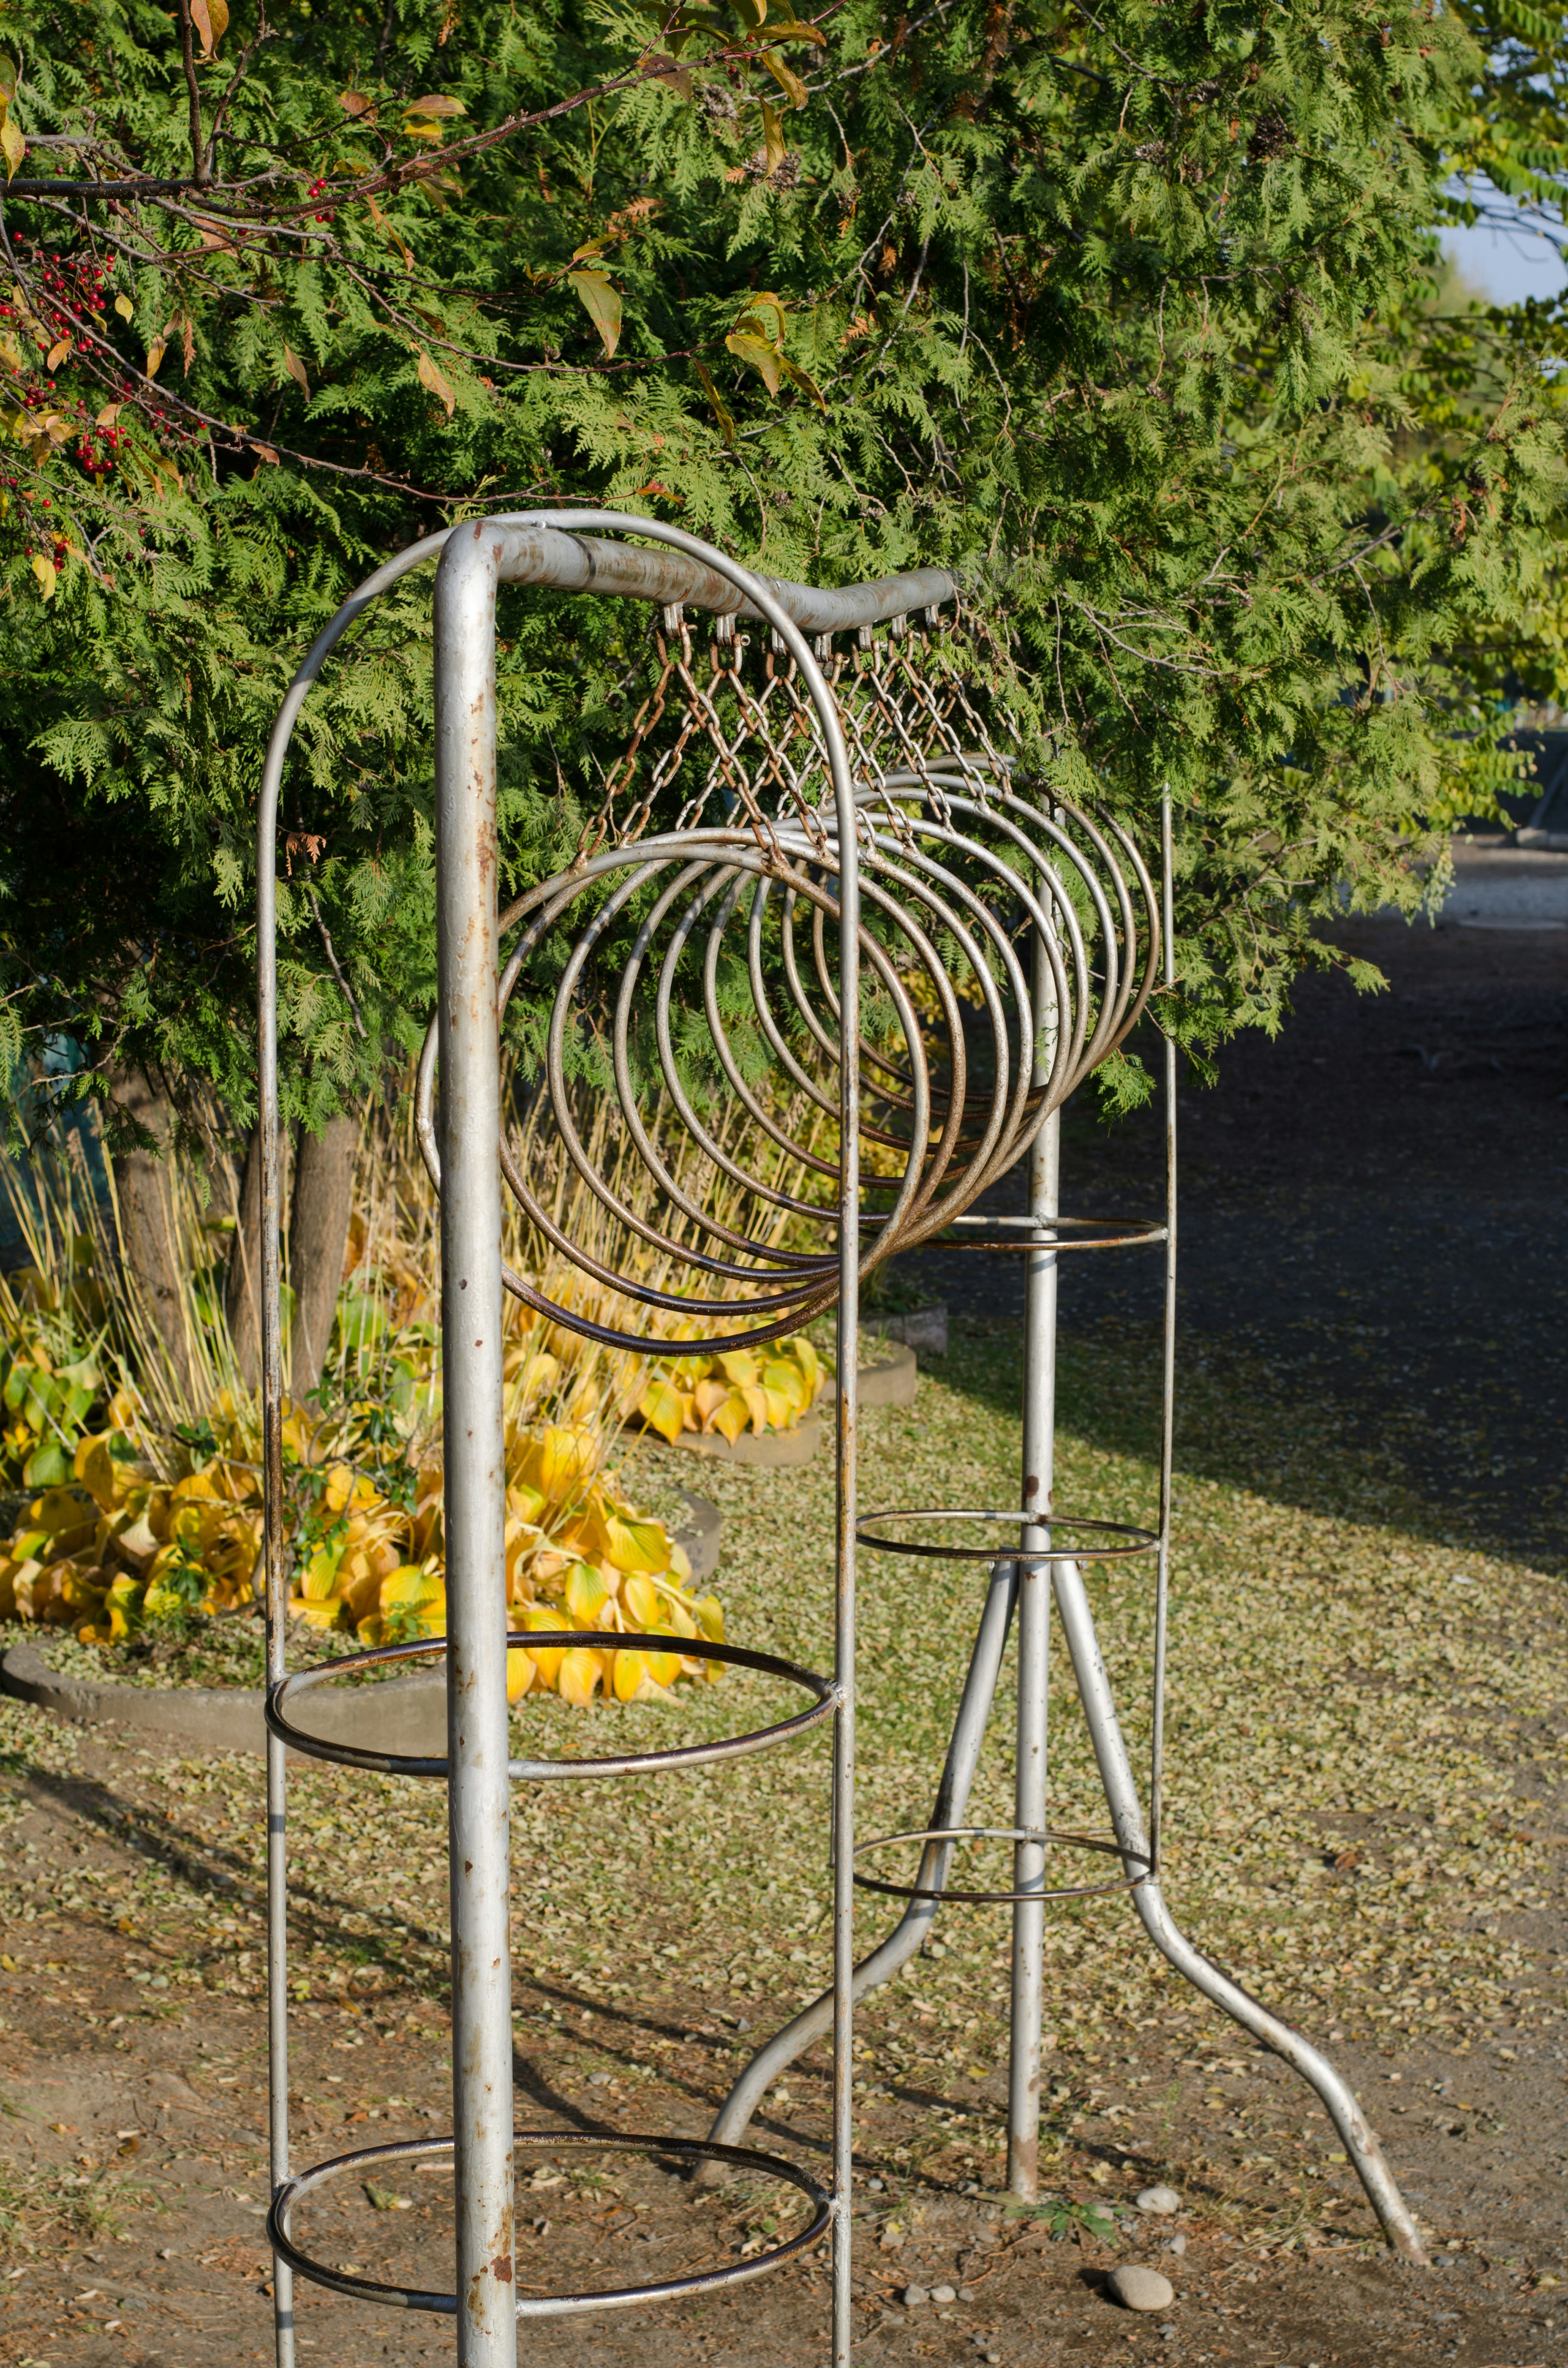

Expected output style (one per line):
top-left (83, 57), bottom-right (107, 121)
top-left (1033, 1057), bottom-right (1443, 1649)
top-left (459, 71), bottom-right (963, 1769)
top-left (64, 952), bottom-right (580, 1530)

top-left (260, 507), bottom-right (872, 2368)
top-left (704, 1557), bottom-right (1018, 2155)
top-left (1048, 1555), bottom-right (1429, 2264)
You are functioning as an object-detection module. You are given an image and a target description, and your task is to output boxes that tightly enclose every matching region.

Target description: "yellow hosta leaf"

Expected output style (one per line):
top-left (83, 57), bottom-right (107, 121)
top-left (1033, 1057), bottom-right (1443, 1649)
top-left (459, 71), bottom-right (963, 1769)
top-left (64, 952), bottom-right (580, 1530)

top-left (506, 1646), bottom-right (535, 1704)
top-left (762, 1358), bottom-right (808, 1412)
top-left (563, 1561), bottom-right (610, 1625)
top-left (644, 1640), bottom-right (682, 1688)
top-left (740, 1384), bottom-right (770, 1436)
top-left (621, 1572), bottom-right (664, 1630)
top-left (507, 1480), bottom-right (547, 1526)
top-left (637, 1375), bottom-right (686, 1445)
top-left (557, 1646), bottom-right (603, 1705)
top-left (33, 1489), bottom-right (87, 1538)
top-left (762, 1386), bottom-right (796, 1432)
top-left (519, 1603), bottom-right (567, 1686)
top-left (709, 1388), bottom-right (751, 1446)
top-left (791, 1337), bottom-right (821, 1402)
top-left (322, 1462), bottom-right (354, 1516)
top-left (715, 1350), bottom-right (759, 1388)
top-left (517, 1423), bottom-right (598, 1504)
top-left (507, 1351), bottom-right (560, 1407)
top-left (612, 1648), bottom-right (650, 1703)
top-left (694, 1594), bottom-right (724, 1642)
top-left (601, 1514), bottom-right (668, 1577)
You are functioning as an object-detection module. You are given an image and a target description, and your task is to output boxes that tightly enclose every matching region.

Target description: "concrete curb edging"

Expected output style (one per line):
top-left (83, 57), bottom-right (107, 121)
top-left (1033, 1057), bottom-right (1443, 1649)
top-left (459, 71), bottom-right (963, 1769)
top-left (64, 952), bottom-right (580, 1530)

top-left (0, 1489), bottom-right (722, 1762)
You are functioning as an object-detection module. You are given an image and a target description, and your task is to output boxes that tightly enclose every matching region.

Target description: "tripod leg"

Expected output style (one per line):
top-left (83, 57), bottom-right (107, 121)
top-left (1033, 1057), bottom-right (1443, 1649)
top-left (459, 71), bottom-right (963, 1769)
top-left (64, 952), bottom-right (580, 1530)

top-left (703, 1556), bottom-right (1018, 2155)
top-left (1051, 1555), bottom-right (1429, 2265)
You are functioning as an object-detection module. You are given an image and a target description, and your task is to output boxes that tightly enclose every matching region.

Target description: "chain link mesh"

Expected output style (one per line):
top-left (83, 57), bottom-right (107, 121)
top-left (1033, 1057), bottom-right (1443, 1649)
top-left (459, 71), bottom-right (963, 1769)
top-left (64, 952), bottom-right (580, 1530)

top-left (577, 600), bottom-right (1021, 863)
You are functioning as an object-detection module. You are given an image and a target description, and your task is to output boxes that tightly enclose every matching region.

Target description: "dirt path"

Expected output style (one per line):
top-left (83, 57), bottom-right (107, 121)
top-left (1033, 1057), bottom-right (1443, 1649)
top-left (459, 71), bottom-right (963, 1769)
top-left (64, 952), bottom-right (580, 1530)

top-left (2, 883), bottom-right (1566, 2368)
top-left (0, 1714), bottom-right (1563, 2368)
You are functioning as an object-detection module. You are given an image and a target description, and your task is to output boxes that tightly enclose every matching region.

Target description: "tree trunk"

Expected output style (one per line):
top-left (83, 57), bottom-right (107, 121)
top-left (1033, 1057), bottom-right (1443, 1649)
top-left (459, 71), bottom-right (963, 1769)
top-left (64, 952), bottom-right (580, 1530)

top-left (109, 1069), bottom-right (194, 1405)
top-left (225, 1126), bottom-right (265, 1389)
top-left (287, 1115), bottom-right (359, 1399)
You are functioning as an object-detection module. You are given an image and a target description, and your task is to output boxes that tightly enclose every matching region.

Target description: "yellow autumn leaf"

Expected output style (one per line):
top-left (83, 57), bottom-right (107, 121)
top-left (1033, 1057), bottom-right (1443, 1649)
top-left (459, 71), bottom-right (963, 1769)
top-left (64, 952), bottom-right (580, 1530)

top-left (403, 92), bottom-right (468, 117)
top-left (637, 1374), bottom-right (686, 1445)
top-left (621, 1572), bottom-right (664, 1630)
top-left (763, 50), bottom-right (808, 108)
top-left (602, 1514), bottom-right (669, 1577)
top-left (566, 269), bottom-right (622, 360)
top-left (702, 1388), bottom-right (744, 1446)
top-left (415, 347), bottom-right (455, 417)
top-left (1, 113), bottom-right (26, 182)
top-left (506, 1646), bottom-right (535, 1704)
top-left (517, 1424), bottom-right (597, 1503)
top-left (725, 330), bottom-right (782, 395)
top-left (760, 98), bottom-right (786, 174)
top-left (519, 1603), bottom-right (567, 1686)
top-left (557, 1646), bottom-right (603, 1705)
top-left (189, 0), bottom-right (229, 59)
top-left (740, 1383), bottom-right (770, 1436)
top-left (715, 1349), bottom-right (760, 1387)
top-left (563, 1561), bottom-right (610, 1625)
top-left (762, 1358), bottom-right (808, 1411)
top-left (612, 1648), bottom-right (650, 1702)
top-left (30, 552), bottom-right (56, 600)
top-left (282, 343), bottom-right (310, 397)
top-left (114, 293), bottom-right (134, 322)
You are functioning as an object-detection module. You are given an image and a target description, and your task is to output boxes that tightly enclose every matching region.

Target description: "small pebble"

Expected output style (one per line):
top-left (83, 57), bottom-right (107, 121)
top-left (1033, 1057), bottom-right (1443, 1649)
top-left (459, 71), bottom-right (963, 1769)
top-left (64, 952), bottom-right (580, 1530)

top-left (1108, 2265), bottom-right (1176, 2314)
top-left (1164, 2233), bottom-right (1187, 2256)
top-left (931, 2283), bottom-right (957, 2303)
top-left (902, 2284), bottom-right (929, 2309)
top-left (1136, 2185), bottom-right (1181, 2216)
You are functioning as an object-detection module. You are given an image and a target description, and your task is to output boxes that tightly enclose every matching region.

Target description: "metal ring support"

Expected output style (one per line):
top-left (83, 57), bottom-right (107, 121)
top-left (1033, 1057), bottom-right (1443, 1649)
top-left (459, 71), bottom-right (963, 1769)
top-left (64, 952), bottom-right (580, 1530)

top-left (266, 1630), bottom-right (836, 1779)
top-left (267, 2129), bottom-right (831, 2318)
top-left (854, 1510), bottom-right (1159, 1563)
top-left (852, 1821), bottom-right (1152, 1905)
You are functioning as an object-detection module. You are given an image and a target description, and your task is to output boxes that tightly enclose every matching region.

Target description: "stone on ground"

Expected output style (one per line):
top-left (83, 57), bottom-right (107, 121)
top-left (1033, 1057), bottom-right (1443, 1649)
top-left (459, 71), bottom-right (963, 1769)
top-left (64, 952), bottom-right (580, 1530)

top-left (1108, 2265), bottom-right (1176, 2313)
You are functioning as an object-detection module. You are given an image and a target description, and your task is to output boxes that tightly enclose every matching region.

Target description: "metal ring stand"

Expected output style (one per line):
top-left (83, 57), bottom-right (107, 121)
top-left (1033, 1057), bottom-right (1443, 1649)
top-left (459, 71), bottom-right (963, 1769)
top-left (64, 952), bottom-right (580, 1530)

top-left (256, 514), bottom-right (1428, 2368)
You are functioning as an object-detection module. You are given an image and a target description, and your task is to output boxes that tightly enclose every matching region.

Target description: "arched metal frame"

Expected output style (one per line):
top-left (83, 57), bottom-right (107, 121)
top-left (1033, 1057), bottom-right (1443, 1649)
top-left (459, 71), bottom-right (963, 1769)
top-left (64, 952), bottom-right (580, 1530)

top-left (256, 514), bottom-right (1428, 2368)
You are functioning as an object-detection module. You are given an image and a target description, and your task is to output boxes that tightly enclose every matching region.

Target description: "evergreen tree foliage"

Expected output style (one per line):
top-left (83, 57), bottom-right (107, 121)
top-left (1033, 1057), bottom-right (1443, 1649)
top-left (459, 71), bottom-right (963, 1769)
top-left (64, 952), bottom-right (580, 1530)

top-left (0, 0), bottom-right (1564, 1135)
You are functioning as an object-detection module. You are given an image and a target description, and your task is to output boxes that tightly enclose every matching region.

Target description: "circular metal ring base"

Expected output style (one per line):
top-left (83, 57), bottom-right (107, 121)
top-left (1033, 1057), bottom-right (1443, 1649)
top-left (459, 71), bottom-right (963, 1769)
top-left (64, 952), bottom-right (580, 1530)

top-left (936, 1213), bottom-right (1167, 1253)
top-left (266, 1632), bottom-right (835, 1780)
top-left (853, 1821), bottom-right (1152, 1904)
top-left (267, 2128), bottom-right (831, 2319)
top-left (855, 1509), bottom-right (1158, 1564)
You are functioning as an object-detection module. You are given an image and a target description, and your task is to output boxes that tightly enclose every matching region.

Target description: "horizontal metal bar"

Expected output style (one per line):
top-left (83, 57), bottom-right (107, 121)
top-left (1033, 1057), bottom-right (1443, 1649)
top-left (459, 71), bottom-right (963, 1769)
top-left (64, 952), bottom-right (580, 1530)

top-left (475, 521), bottom-right (956, 633)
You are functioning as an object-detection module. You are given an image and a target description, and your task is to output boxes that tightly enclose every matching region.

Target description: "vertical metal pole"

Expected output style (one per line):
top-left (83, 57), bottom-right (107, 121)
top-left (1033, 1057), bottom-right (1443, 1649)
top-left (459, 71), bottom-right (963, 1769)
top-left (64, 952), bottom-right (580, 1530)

top-left (831, 769), bottom-right (860, 2368)
top-left (1150, 788), bottom-right (1176, 1870)
top-left (434, 524), bottom-right (516, 2368)
top-left (258, 699), bottom-right (296, 2368)
top-left (1008, 911), bottom-right (1059, 2202)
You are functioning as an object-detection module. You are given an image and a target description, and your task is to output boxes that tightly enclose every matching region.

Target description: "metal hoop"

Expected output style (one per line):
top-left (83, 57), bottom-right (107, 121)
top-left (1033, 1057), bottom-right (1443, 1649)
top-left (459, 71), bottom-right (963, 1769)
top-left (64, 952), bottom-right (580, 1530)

top-left (267, 2129), bottom-right (831, 2318)
top-left (266, 1632), bottom-right (836, 1780)
top-left (853, 1510), bottom-right (1159, 1564)
top-left (851, 1822), bottom-right (1153, 1905)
